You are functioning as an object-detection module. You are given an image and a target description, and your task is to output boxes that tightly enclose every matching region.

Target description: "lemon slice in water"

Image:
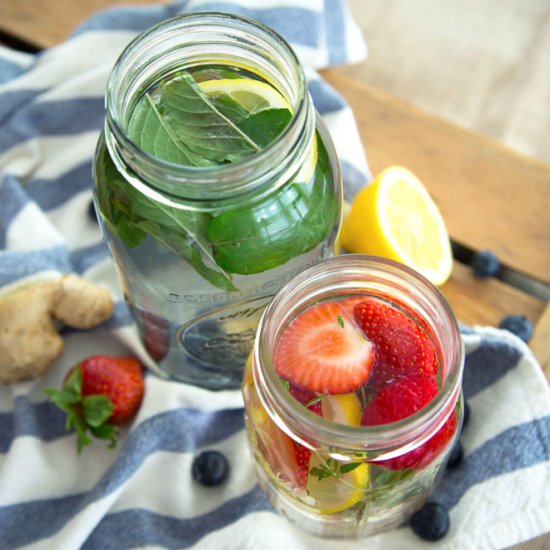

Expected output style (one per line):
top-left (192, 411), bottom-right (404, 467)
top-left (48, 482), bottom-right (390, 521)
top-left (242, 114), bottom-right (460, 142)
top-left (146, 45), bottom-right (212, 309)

top-left (306, 393), bottom-right (369, 514)
top-left (341, 166), bottom-right (453, 286)
top-left (198, 78), bottom-right (290, 113)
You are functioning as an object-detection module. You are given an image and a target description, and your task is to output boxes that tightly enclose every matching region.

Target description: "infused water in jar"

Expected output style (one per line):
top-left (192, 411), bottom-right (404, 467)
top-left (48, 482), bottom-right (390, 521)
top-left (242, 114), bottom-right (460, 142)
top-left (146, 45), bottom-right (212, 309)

top-left (242, 256), bottom-right (464, 538)
top-left (93, 13), bottom-right (342, 389)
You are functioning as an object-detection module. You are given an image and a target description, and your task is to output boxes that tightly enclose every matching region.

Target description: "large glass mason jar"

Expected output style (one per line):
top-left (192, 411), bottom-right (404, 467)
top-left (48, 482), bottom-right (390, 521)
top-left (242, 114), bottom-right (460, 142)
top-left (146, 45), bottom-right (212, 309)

top-left (242, 256), bottom-right (464, 538)
top-left (93, 13), bottom-right (342, 389)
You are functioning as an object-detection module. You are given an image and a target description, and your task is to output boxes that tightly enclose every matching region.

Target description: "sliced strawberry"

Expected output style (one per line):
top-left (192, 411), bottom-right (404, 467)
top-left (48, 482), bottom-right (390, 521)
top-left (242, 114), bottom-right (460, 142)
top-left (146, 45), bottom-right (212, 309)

top-left (362, 373), bottom-right (457, 469)
top-left (274, 302), bottom-right (375, 394)
top-left (352, 299), bottom-right (438, 387)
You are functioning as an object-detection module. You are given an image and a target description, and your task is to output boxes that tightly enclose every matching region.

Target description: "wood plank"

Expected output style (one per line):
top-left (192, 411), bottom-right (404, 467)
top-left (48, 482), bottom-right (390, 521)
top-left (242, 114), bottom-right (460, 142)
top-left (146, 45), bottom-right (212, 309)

top-left (530, 302), bottom-right (550, 381)
top-left (323, 69), bottom-right (550, 285)
top-left (0, 0), bottom-right (167, 49)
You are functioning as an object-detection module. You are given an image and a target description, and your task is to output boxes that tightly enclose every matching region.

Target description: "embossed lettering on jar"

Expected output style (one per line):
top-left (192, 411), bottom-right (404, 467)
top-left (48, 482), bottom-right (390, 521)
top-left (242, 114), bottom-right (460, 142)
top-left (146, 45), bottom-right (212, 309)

top-left (93, 13), bottom-right (342, 389)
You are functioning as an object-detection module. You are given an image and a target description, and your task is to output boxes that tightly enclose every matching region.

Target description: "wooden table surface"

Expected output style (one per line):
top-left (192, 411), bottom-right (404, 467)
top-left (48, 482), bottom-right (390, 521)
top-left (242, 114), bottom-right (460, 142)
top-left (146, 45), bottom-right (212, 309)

top-left (1, 2), bottom-right (549, 548)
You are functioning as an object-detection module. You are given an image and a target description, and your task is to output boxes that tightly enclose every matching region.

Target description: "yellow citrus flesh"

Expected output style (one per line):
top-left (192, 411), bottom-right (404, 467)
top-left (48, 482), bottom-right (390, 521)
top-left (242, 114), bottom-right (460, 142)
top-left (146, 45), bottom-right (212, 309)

top-left (341, 166), bottom-right (453, 286)
top-left (198, 78), bottom-right (291, 113)
top-left (306, 393), bottom-right (369, 514)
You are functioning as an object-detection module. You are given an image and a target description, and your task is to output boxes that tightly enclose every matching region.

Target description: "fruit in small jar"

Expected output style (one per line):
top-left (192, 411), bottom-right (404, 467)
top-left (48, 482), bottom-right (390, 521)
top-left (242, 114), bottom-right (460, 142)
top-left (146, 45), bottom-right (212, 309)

top-left (274, 302), bottom-right (375, 394)
top-left (44, 355), bottom-right (144, 451)
top-left (351, 298), bottom-right (438, 389)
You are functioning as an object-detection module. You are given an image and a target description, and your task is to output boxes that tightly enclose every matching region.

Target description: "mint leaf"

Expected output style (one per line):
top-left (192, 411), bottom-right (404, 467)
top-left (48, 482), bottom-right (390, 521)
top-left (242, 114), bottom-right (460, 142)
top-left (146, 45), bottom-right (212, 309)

top-left (339, 462), bottom-right (363, 474)
top-left (145, 72), bottom-right (261, 164)
top-left (237, 108), bottom-right (292, 147)
top-left (207, 133), bottom-right (337, 275)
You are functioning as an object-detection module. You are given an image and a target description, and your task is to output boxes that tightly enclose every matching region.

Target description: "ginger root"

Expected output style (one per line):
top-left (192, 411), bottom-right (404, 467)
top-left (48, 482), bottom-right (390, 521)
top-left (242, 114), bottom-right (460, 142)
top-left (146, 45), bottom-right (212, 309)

top-left (0, 274), bottom-right (113, 384)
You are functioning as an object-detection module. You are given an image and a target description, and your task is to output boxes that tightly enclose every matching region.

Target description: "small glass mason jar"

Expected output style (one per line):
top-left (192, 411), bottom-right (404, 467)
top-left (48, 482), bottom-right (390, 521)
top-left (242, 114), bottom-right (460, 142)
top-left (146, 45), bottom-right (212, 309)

top-left (93, 13), bottom-right (342, 389)
top-left (242, 255), bottom-right (464, 538)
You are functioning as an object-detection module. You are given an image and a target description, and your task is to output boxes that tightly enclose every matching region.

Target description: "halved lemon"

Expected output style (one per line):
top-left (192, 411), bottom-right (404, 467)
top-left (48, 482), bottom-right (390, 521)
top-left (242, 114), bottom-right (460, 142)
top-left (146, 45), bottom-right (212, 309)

top-left (341, 166), bottom-right (453, 286)
top-left (198, 78), bottom-right (290, 113)
top-left (306, 392), bottom-right (369, 514)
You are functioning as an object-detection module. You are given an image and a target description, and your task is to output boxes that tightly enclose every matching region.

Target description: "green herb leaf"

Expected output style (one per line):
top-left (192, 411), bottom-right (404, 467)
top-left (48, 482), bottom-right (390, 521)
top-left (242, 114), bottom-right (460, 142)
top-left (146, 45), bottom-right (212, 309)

top-left (339, 462), bottom-right (363, 474)
top-left (305, 394), bottom-right (326, 408)
top-left (337, 315), bottom-right (344, 328)
top-left (237, 108), bottom-right (292, 147)
top-left (207, 134), bottom-right (337, 274)
top-left (133, 72), bottom-right (261, 165)
top-left (82, 395), bottom-right (113, 428)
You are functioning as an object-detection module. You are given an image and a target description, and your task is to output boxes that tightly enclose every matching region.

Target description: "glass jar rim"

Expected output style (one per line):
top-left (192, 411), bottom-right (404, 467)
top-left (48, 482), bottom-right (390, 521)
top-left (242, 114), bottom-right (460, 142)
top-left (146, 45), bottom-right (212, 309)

top-left (253, 255), bottom-right (464, 457)
top-left (104, 11), bottom-right (313, 204)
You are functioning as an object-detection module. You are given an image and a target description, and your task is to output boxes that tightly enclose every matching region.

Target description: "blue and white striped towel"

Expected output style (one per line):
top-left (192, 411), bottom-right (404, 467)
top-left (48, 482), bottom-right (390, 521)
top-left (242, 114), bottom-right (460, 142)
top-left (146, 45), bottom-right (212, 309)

top-left (0, 1), bottom-right (549, 549)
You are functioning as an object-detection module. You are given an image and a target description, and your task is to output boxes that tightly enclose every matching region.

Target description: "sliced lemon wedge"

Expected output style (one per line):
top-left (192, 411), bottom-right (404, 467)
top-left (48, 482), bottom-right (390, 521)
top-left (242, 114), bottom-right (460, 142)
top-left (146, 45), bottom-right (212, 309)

top-left (341, 166), bottom-right (453, 286)
top-left (306, 392), bottom-right (369, 514)
top-left (198, 78), bottom-right (291, 113)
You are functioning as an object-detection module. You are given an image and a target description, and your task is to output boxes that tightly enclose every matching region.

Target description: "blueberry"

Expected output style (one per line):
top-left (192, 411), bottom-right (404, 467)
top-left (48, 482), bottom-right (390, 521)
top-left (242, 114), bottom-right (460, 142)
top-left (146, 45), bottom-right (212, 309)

top-left (88, 199), bottom-right (99, 223)
top-left (471, 250), bottom-right (500, 277)
top-left (446, 440), bottom-right (463, 468)
top-left (499, 314), bottom-right (533, 343)
top-left (410, 502), bottom-right (450, 541)
top-left (463, 400), bottom-right (471, 428)
top-left (192, 450), bottom-right (229, 487)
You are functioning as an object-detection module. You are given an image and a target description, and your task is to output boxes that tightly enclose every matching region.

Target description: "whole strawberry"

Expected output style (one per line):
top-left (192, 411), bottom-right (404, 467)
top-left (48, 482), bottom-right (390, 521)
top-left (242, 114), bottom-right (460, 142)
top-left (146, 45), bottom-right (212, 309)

top-left (351, 299), bottom-right (438, 388)
top-left (44, 355), bottom-right (144, 452)
top-left (361, 373), bottom-right (457, 470)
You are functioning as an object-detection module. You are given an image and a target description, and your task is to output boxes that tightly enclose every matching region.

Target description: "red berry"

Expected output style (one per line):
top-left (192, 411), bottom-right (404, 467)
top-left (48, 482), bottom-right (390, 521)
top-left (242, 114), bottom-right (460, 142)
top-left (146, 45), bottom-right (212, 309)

top-left (293, 442), bottom-right (312, 487)
top-left (142, 310), bottom-right (169, 362)
top-left (79, 356), bottom-right (144, 424)
top-left (361, 373), bottom-right (456, 469)
top-left (352, 299), bottom-right (438, 387)
top-left (48, 355), bottom-right (145, 452)
top-left (274, 302), bottom-right (375, 394)
top-left (289, 384), bottom-right (323, 415)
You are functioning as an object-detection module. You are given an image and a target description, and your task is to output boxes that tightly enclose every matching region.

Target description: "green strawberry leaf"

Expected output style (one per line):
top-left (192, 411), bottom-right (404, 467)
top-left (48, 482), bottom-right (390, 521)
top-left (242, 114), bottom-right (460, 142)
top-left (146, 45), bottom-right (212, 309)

top-left (90, 423), bottom-right (118, 448)
top-left (82, 395), bottom-right (113, 428)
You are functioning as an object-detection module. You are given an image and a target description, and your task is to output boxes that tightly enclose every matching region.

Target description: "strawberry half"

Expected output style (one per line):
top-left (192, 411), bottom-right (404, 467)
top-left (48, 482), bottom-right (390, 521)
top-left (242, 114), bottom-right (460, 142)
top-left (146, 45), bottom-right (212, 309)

top-left (142, 310), bottom-right (169, 362)
top-left (351, 299), bottom-right (438, 388)
top-left (361, 373), bottom-right (457, 469)
top-left (274, 302), bottom-right (375, 394)
top-left (44, 355), bottom-right (144, 452)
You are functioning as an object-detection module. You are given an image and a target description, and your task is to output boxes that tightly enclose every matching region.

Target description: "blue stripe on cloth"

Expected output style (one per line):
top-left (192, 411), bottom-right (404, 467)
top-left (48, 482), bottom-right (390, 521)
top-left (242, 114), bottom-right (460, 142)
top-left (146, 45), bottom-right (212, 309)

top-left (323, 0), bottom-right (347, 64)
top-left (70, 241), bottom-right (110, 273)
top-left (26, 160), bottom-right (94, 211)
top-left (0, 406), bottom-right (244, 547)
top-left (0, 396), bottom-right (242, 452)
top-left (308, 78), bottom-right (347, 115)
top-left (0, 58), bottom-right (28, 85)
top-left (184, 3), bottom-right (322, 49)
top-left (80, 486), bottom-right (273, 550)
top-left (462, 338), bottom-right (523, 399)
top-left (0, 90), bottom-right (41, 127)
top-left (432, 415), bottom-right (550, 509)
top-left (0, 246), bottom-right (72, 286)
top-left (0, 98), bottom-right (104, 153)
